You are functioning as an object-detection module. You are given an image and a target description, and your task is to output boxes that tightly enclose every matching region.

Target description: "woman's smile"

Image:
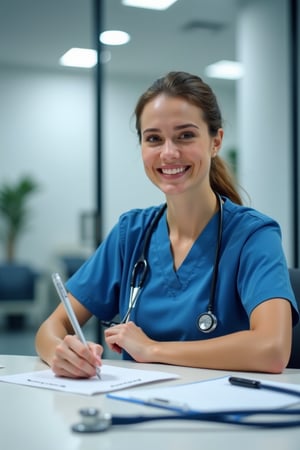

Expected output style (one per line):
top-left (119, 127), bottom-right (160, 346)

top-left (158, 165), bottom-right (191, 176)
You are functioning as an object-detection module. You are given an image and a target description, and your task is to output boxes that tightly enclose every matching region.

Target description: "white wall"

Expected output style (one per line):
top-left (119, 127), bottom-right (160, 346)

top-left (237, 0), bottom-right (293, 263)
top-left (0, 67), bottom-right (237, 271)
top-left (0, 66), bottom-right (95, 268)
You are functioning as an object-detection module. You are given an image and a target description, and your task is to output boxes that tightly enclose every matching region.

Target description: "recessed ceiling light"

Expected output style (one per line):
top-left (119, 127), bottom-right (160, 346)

top-left (100, 30), bottom-right (130, 46)
top-left (59, 48), bottom-right (97, 68)
top-left (204, 60), bottom-right (244, 80)
top-left (122, 0), bottom-right (178, 10)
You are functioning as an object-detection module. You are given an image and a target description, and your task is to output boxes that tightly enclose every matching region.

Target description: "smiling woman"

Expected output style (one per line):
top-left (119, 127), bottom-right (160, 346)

top-left (135, 72), bottom-right (241, 204)
top-left (140, 94), bottom-right (222, 197)
top-left (35, 71), bottom-right (299, 379)
top-left (0, 0), bottom-right (295, 383)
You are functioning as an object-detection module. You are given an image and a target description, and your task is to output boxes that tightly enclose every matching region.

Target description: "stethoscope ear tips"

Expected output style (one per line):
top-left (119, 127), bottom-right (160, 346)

top-left (72, 408), bottom-right (112, 433)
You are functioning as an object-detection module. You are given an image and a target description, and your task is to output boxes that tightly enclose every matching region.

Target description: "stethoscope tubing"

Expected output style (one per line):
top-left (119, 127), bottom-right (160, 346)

top-left (120, 204), bottom-right (166, 325)
top-left (122, 194), bottom-right (223, 329)
top-left (110, 408), bottom-right (300, 428)
top-left (72, 408), bottom-right (300, 432)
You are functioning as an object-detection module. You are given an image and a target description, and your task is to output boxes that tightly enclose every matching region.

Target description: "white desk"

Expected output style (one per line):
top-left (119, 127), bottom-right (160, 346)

top-left (1, 355), bottom-right (300, 450)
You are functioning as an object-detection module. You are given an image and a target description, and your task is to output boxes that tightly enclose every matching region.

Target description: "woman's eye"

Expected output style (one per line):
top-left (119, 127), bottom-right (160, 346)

top-left (145, 135), bottom-right (161, 143)
top-left (179, 131), bottom-right (194, 140)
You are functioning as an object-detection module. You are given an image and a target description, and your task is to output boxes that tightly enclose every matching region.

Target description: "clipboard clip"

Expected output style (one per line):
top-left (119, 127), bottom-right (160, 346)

top-left (145, 397), bottom-right (191, 413)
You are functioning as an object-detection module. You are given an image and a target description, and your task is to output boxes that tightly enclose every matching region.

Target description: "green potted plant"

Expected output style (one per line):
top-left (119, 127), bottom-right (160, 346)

top-left (0, 175), bottom-right (40, 262)
top-left (0, 175), bottom-right (41, 329)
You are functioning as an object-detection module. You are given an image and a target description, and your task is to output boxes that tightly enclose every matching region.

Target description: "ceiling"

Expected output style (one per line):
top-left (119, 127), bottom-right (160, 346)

top-left (0, 0), bottom-right (238, 80)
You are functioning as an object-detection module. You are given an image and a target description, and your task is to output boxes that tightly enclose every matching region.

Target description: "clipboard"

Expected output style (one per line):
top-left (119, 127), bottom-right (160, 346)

top-left (108, 375), bottom-right (300, 413)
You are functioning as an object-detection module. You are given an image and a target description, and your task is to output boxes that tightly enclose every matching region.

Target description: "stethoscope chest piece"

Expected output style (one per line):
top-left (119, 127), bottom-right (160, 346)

top-left (72, 408), bottom-right (112, 433)
top-left (197, 312), bottom-right (218, 333)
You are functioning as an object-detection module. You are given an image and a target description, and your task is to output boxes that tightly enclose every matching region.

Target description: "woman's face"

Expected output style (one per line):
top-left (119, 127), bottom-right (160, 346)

top-left (140, 94), bottom-right (223, 197)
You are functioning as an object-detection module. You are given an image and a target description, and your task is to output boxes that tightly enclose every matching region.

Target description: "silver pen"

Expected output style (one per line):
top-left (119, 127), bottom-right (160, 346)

top-left (51, 272), bottom-right (102, 380)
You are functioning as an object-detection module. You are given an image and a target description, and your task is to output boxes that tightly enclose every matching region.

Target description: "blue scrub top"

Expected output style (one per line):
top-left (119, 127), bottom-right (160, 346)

top-left (66, 197), bottom-right (299, 357)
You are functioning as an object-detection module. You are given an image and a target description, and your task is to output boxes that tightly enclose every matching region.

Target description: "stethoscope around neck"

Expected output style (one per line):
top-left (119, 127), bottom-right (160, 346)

top-left (120, 202), bottom-right (167, 324)
top-left (197, 193), bottom-right (223, 333)
top-left (111, 192), bottom-right (223, 333)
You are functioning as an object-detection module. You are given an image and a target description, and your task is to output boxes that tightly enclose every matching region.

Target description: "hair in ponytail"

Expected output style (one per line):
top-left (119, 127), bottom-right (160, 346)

top-left (210, 156), bottom-right (242, 205)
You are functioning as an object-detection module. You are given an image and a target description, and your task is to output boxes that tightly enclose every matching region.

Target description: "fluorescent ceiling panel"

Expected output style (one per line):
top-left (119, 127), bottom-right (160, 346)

top-left (59, 48), bottom-right (97, 68)
top-left (100, 30), bottom-right (130, 46)
top-left (205, 60), bottom-right (244, 80)
top-left (122, 0), bottom-right (178, 10)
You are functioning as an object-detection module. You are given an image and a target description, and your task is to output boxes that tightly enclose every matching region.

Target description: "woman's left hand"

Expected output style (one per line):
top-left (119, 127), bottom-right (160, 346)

top-left (104, 321), bottom-right (156, 362)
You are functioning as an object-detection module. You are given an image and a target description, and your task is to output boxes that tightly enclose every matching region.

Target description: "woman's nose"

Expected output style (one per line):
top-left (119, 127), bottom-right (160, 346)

top-left (160, 140), bottom-right (179, 158)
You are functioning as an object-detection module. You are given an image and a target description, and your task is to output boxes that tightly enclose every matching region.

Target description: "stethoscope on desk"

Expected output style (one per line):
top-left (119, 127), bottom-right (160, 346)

top-left (72, 376), bottom-right (300, 432)
top-left (102, 193), bottom-right (223, 332)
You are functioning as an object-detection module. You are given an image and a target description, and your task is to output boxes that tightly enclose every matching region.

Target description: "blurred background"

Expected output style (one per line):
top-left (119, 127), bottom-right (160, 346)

top-left (0, 0), bottom-right (299, 357)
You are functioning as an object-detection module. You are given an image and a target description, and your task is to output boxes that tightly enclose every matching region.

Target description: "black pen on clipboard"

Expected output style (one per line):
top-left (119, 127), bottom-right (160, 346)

top-left (229, 376), bottom-right (300, 398)
top-left (51, 272), bottom-right (102, 380)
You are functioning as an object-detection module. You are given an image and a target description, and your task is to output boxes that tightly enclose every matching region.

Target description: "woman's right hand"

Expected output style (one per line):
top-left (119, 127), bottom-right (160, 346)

top-left (51, 335), bottom-right (103, 379)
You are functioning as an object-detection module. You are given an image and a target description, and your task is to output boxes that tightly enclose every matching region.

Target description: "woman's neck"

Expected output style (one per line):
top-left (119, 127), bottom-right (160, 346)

top-left (166, 190), bottom-right (218, 240)
top-left (166, 190), bottom-right (219, 270)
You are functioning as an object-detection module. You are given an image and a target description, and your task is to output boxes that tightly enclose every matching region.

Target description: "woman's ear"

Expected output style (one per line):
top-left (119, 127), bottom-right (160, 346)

top-left (212, 128), bottom-right (224, 156)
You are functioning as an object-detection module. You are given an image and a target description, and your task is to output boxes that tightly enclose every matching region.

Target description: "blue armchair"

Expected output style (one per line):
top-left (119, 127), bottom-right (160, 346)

top-left (0, 263), bottom-right (47, 329)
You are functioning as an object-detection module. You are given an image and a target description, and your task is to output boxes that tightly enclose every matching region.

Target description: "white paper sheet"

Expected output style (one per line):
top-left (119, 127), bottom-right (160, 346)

top-left (108, 376), bottom-right (300, 412)
top-left (0, 364), bottom-right (179, 395)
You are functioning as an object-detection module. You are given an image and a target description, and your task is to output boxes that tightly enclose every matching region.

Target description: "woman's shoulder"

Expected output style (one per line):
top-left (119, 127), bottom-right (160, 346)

top-left (118, 204), bottom-right (165, 232)
top-left (223, 196), bottom-right (280, 228)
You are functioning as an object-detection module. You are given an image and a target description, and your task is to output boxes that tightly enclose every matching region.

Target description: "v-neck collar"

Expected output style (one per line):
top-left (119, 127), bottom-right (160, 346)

top-left (151, 209), bottom-right (221, 292)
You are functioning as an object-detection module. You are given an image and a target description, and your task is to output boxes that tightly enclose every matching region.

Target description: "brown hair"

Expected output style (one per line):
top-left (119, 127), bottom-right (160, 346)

top-left (134, 71), bottom-right (242, 205)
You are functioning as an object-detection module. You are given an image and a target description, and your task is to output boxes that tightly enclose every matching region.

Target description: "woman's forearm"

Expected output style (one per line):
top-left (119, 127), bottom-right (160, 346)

top-left (149, 329), bottom-right (288, 374)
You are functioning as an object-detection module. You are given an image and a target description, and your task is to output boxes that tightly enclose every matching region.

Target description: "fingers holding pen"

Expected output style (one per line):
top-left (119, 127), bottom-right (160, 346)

top-left (52, 335), bottom-right (103, 379)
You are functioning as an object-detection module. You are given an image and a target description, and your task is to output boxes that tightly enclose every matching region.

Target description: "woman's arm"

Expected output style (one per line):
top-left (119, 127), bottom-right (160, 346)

top-left (104, 298), bottom-right (292, 373)
top-left (35, 293), bottom-right (103, 378)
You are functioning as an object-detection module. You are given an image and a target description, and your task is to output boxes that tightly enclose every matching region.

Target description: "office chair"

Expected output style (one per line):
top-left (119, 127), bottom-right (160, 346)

top-left (287, 268), bottom-right (300, 368)
top-left (0, 263), bottom-right (47, 328)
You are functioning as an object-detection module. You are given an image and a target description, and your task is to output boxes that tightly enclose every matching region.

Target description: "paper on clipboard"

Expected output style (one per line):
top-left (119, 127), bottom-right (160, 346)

top-left (108, 376), bottom-right (300, 412)
top-left (0, 364), bottom-right (179, 395)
